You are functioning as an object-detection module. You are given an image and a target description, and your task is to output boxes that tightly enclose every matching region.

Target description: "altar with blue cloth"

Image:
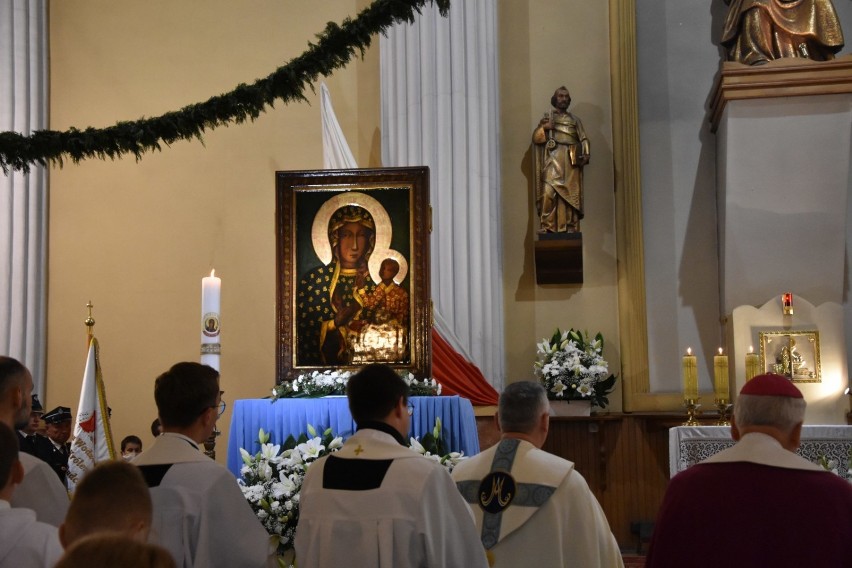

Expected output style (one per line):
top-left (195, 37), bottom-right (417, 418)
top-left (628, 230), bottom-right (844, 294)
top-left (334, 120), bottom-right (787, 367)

top-left (227, 395), bottom-right (480, 477)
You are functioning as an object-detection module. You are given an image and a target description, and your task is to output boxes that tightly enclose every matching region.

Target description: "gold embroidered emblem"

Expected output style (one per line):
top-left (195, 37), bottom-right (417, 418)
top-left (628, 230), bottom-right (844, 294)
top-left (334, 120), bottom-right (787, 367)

top-left (477, 471), bottom-right (516, 514)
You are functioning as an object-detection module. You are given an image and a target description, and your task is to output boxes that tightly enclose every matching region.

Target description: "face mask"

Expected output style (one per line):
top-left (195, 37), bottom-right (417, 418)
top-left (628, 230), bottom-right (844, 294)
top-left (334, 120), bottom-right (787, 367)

top-left (122, 451), bottom-right (140, 461)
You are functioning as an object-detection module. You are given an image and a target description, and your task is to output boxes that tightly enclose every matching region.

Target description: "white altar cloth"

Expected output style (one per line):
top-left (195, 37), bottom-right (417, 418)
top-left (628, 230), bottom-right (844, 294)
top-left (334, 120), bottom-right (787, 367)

top-left (669, 425), bottom-right (852, 480)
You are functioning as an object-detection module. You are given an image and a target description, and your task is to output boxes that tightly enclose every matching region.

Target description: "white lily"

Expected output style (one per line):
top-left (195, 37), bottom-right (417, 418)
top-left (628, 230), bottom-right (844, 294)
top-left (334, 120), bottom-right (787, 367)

top-left (409, 437), bottom-right (426, 454)
top-left (297, 438), bottom-right (325, 460)
top-left (260, 442), bottom-right (281, 462)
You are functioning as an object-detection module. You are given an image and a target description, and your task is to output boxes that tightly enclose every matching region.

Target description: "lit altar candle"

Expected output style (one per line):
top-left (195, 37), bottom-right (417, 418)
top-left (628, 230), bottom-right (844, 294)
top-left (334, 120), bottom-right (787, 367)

top-left (201, 269), bottom-right (221, 371)
top-left (682, 348), bottom-right (698, 401)
top-left (782, 293), bottom-right (794, 316)
top-left (714, 348), bottom-right (729, 401)
top-left (745, 345), bottom-right (759, 382)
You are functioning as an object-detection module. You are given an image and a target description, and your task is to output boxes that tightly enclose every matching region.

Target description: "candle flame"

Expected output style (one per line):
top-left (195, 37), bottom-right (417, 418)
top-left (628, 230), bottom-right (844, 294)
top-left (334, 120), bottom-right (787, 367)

top-left (686, 347), bottom-right (692, 356)
top-left (210, 269), bottom-right (215, 277)
top-left (749, 345), bottom-right (754, 353)
top-left (718, 347), bottom-right (723, 355)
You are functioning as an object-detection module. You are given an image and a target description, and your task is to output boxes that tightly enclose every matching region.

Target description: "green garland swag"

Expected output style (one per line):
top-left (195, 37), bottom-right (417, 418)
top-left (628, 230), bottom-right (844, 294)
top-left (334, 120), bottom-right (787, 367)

top-left (0, 0), bottom-right (450, 173)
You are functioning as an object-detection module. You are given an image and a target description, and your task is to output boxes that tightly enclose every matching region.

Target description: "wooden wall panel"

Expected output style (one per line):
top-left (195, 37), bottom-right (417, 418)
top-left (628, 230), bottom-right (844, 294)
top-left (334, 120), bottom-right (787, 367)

top-left (540, 414), bottom-right (714, 550)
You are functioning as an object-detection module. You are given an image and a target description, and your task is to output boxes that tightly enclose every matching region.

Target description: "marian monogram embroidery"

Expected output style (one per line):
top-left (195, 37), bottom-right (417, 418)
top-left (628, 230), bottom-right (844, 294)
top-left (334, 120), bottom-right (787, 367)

top-left (478, 471), bottom-right (516, 514)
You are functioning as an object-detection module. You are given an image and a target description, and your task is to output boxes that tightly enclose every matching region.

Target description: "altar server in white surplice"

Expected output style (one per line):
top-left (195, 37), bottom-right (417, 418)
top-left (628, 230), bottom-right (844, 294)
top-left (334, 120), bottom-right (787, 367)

top-left (452, 381), bottom-right (623, 568)
top-left (134, 362), bottom-right (273, 568)
top-left (0, 356), bottom-right (69, 527)
top-left (0, 422), bottom-right (64, 568)
top-left (295, 364), bottom-right (488, 568)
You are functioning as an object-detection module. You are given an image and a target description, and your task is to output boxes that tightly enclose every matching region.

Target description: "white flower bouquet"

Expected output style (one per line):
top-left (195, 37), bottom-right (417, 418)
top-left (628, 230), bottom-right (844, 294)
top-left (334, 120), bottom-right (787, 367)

top-left (238, 426), bottom-right (343, 555)
top-left (271, 370), bottom-right (353, 399)
top-left (271, 369), bottom-right (441, 401)
top-left (534, 328), bottom-right (617, 408)
top-left (408, 417), bottom-right (466, 473)
top-left (239, 419), bottom-right (467, 557)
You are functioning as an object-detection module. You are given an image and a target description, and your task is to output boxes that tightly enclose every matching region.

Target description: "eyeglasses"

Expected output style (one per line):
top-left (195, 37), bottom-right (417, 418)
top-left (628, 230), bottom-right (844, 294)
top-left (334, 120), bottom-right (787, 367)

top-left (406, 401), bottom-right (415, 416)
top-left (201, 393), bottom-right (226, 418)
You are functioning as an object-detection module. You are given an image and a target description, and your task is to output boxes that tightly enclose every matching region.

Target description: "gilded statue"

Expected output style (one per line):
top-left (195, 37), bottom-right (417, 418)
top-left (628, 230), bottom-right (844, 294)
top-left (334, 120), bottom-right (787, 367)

top-left (532, 86), bottom-right (589, 234)
top-left (721, 0), bottom-right (844, 66)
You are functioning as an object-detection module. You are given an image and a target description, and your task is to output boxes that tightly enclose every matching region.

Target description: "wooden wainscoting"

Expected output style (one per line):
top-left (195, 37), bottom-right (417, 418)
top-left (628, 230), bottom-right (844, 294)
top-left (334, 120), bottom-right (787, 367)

top-left (476, 412), bottom-right (722, 551)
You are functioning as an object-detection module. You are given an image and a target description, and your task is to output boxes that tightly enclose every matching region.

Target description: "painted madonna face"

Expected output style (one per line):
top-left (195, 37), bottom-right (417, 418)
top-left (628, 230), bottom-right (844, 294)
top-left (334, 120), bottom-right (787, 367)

top-left (328, 205), bottom-right (376, 269)
top-left (337, 221), bottom-right (372, 269)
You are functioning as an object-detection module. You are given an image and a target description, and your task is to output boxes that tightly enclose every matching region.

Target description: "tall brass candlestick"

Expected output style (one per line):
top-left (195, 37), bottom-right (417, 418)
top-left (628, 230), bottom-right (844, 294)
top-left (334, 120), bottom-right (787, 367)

top-left (714, 348), bottom-right (729, 401)
top-left (683, 348), bottom-right (698, 401)
top-left (745, 346), bottom-right (759, 382)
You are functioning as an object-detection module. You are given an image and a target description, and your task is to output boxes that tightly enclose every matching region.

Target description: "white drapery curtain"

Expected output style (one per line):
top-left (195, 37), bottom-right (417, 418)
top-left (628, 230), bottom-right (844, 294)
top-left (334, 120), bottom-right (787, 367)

top-left (0, 0), bottom-right (48, 393)
top-left (380, 0), bottom-right (504, 389)
top-left (320, 83), bottom-right (357, 169)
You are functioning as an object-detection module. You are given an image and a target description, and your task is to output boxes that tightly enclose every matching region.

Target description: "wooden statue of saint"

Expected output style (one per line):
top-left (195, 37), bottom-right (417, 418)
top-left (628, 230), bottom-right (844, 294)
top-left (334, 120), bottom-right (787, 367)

top-left (531, 86), bottom-right (590, 234)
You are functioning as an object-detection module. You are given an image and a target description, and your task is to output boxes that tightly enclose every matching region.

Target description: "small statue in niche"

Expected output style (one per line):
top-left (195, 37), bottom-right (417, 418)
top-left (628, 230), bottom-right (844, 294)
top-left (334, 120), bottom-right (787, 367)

top-left (721, 0), bottom-right (844, 66)
top-left (532, 86), bottom-right (589, 234)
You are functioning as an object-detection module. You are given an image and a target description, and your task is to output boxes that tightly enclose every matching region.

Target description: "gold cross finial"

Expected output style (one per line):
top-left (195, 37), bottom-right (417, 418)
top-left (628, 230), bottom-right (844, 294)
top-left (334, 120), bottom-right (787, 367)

top-left (84, 301), bottom-right (95, 344)
top-left (84, 301), bottom-right (95, 329)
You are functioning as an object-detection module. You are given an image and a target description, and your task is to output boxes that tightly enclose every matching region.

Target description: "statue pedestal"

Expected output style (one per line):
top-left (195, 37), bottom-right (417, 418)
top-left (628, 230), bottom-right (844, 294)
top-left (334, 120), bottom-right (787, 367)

top-left (711, 58), bottom-right (852, 423)
top-left (710, 58), bottom-right (852, 314)
top-left (534, 233), bottom-right (582, 284)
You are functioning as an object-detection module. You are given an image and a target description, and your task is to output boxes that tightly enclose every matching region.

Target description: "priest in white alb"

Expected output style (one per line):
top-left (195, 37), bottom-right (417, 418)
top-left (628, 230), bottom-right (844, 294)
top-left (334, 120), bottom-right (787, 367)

top-left (452, 381), bottom-right (623, 567)
top-left (134, 362), bottom-right (273, 568)
top-left (295, 364), bottom-right (488, 568)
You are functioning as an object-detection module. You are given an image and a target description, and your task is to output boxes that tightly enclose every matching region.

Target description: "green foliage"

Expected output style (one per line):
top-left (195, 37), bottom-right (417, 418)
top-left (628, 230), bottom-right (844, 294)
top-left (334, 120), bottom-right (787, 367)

top-left (0, 0), bottom-right (451, 173)
top-left (416, 417), bottom-right (445, 456)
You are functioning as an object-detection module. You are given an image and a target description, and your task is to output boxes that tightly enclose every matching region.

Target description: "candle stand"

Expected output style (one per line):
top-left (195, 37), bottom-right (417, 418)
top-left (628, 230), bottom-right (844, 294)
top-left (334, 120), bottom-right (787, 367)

top-left (683, 398), bottom-right (701, 426)
top-left (715, 399), bottom-right (732, 426)
top-left (203, 427), bottom-right (220, 460)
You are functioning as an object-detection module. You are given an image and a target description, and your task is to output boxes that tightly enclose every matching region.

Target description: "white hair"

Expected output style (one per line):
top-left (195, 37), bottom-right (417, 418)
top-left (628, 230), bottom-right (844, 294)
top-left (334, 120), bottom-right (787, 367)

top-left (733, 394), bottom-right (806, 433)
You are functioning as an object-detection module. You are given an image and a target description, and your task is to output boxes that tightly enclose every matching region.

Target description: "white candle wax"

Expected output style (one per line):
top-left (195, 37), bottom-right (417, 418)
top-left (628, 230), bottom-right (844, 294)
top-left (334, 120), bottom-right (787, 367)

top-left (201, 269), bottom-right (221, 370)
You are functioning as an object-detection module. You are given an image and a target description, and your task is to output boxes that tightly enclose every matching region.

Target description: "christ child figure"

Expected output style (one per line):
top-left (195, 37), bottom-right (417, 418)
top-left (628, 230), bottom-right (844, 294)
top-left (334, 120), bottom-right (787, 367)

top-left (358, 258), bottom-right (409, 327)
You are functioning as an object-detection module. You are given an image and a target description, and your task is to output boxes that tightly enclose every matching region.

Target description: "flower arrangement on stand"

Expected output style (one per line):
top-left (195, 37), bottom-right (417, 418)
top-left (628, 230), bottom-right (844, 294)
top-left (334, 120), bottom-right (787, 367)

top-left (534, 328), bottom-right (617, 408)
top-left (238, 426), bottom-right (343, 561)
top-left (239, 418), bottom-right (466, 564)
top-left (271, 369), bottom-right (441, 401)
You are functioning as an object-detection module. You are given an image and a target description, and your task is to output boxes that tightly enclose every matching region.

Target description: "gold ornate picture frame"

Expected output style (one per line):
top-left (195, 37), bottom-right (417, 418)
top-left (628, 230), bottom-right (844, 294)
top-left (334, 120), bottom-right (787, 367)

top-left (275, 167), bottom-right (431, 383)
top-left (758, 330), bottom-right (821, 382)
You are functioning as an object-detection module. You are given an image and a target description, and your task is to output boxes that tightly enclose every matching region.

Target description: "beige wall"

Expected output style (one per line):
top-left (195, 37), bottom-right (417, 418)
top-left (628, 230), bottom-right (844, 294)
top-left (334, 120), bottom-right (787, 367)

top-left (499, 2), bottom-right (622, 409)
top-left (47, 0), bottom-right (380, 457)
top-left (46, 0), bottom-right (623, 463)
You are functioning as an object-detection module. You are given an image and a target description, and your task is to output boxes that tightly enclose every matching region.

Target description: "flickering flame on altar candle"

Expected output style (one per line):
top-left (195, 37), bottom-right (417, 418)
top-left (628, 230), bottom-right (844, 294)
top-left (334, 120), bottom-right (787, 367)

top-left (714, 348), bottom-right (729, 401)
top-left (745, 345), bottom-right (759, 382)
top-left (682, 348), bottom-right (698, 401)
top-left (782, 293), bottom-right (794, 315)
